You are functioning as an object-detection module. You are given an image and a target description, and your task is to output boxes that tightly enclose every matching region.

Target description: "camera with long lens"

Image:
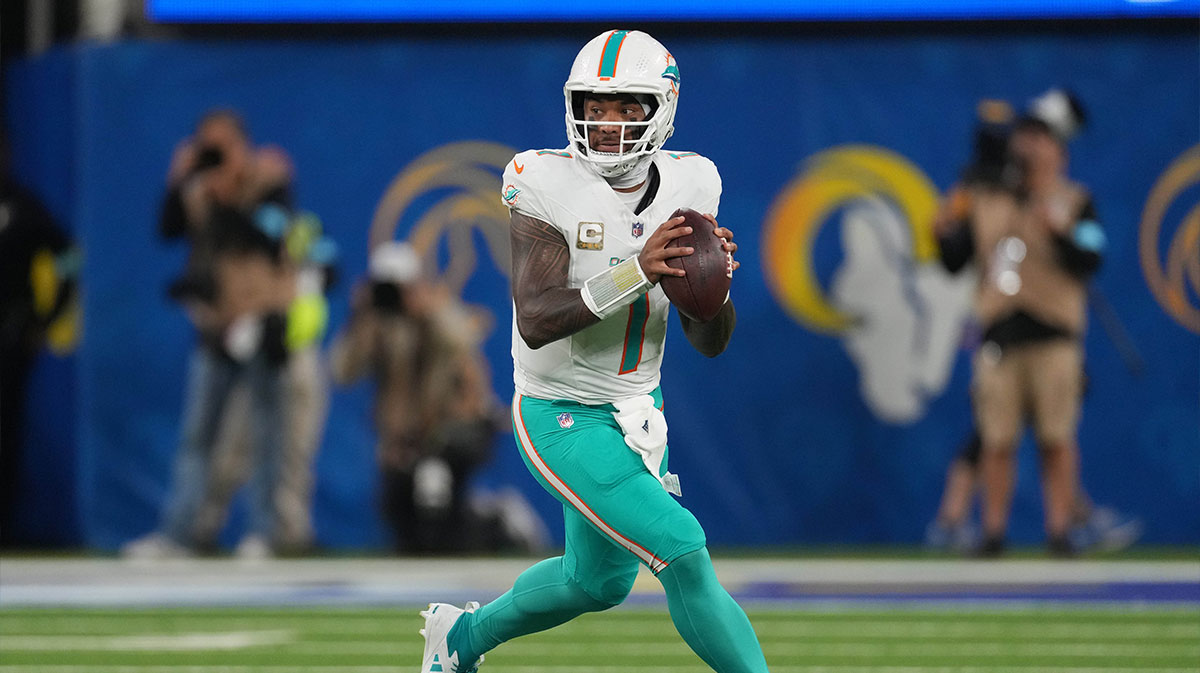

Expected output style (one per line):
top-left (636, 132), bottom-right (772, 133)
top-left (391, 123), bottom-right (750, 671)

top-left (962, 100), bottom-right (1025, 194)
top-left (192, 145), bottom-right (225, 173)
top-left (367, 242), bottom-right (420, 316)
top-left (371, 281), bottom-right (407, 315)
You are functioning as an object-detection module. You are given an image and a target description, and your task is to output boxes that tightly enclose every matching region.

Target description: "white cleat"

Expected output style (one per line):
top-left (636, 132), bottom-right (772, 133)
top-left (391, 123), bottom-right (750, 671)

top-left (120, 533), bottom-right (193, 560)
top-left (419, 601), bottom-right (482, 673)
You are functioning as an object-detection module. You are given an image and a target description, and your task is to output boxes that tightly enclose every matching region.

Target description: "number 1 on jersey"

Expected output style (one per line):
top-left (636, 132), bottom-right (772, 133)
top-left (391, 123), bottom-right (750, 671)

top-left (618, 293), bottom-right (650, 374)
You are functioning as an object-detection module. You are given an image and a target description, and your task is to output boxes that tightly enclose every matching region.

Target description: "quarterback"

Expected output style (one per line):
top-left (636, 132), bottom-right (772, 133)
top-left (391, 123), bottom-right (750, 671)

top-left (419, 30), bottom-right (768, 673)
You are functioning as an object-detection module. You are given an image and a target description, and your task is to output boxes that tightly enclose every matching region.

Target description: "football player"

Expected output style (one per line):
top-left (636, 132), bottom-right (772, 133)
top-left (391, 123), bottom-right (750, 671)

top-left (418, 30), bottom-right (767, 673)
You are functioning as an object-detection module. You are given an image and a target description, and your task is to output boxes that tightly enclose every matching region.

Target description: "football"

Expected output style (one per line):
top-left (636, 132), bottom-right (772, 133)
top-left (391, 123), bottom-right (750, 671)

top-left (659, 208), bottom-right (732, 322)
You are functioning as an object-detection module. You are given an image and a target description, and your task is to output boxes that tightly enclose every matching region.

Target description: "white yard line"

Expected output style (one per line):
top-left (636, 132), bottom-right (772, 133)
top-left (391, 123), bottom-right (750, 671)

top-left (0, 668), bottom-right (406, 673)
top-left (17, 637), bottom-right (1179, 659)
top-left (54, 638), bottom-right (1180, 658)
top-left (488, 669), bottom-right (1200, 673)
top-left (429, 668), bottom-right (1200, 673)
top-left (536, 620), bottom-right (1200, 640)
top-left (491, 641), bottom-right (1195, 658)
top-left (2, 617), bottom-right (1197, 640)
top-left (0, 630), bottom-right (294, 651)
top-left (1, 558), bottom-right (1196, 589)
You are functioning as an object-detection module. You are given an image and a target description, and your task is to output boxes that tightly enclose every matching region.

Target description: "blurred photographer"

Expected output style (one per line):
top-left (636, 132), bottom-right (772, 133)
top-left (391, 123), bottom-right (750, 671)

top-left (935, 90), bottom-right (1107, 557)
top-left (160, 109), bottom-right (293, 318)
top-left (0, 135), bottom-right (80, 547)
top-left (330, 242), bottom-right (508, 554)
top-left (189, 214), bottom-right (339, 557)
top-left (124, 109), bottom-right (301, 558)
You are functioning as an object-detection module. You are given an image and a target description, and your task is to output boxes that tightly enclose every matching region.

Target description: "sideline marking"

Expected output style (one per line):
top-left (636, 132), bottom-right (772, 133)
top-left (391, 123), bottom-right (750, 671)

top-left (0, 630), bottom-right (293, 651)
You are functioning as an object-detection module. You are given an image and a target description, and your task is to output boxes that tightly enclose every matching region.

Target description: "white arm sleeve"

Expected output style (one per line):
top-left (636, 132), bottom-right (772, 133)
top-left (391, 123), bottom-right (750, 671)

top-left (579, 256), bottom-right (654, 319)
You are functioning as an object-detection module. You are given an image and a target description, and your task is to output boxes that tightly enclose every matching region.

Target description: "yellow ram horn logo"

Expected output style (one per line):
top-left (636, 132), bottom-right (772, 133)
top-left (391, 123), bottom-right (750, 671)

top-left (761, 145), bottom-right (940, 333)
top-left (370, 141), bottom-right (516, 292)
top-left (1139, 144), bottom-right (1200, 334)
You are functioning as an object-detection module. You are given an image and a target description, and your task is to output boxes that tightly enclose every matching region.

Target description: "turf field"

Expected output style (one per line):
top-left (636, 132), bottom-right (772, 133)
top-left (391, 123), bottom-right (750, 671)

top-left (2, 605), bottom-right (1198, 672)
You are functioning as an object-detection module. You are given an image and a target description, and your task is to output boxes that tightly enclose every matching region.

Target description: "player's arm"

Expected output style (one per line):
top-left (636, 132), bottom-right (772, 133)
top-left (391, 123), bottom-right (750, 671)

top-left (679, 215), bottom-right (738, 357)
top-left (511, 211), bottom-right (600, 349)
top-left (511, 210), bottom-right (692, 349)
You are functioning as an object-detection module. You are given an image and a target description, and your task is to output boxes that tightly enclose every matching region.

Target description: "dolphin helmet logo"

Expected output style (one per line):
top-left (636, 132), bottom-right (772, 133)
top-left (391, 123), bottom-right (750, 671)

top-left (661, 54), bottom-right (680, 97)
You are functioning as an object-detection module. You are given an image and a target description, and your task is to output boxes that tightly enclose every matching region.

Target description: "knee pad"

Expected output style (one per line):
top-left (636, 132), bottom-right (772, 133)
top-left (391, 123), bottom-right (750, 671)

top-left (657, 547), bottom-right (716, 587)
top-left (654, 509), bottom-right (707, 566)
top-left (575, 564), bottom-right (638, 608)
top-left (559, 551), bottom-right (638, 610)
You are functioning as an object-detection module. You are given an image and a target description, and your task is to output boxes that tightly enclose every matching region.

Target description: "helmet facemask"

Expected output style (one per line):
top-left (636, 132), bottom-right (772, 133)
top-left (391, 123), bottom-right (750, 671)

top-left (566, 90), bottom-right (667, 178)
top-left (563, 30), bottom-right (680, 179)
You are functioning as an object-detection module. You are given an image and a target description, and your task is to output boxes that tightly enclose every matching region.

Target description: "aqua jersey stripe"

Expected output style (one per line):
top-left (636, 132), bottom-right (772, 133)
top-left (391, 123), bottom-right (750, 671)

top-left (619, 293), bottom-right (649, 374)
top-left (598, 30), bottom-right (629, 78)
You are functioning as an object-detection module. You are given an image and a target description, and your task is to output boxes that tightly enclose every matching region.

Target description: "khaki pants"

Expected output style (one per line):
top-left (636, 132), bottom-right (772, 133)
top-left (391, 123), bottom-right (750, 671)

top-left (973, 340), bottom-right (1083, 451)
top-left (195, 347), bottom-right (328, 550)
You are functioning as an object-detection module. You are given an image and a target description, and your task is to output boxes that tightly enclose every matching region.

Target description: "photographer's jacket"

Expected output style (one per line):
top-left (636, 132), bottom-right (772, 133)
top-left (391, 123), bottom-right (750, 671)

top-left (940, 179), bottom-right (1103, 342)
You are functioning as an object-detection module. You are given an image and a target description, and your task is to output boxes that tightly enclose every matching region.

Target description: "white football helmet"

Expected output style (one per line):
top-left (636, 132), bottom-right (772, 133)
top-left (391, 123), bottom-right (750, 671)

top-left (564, 30), bottom-right (680, 178)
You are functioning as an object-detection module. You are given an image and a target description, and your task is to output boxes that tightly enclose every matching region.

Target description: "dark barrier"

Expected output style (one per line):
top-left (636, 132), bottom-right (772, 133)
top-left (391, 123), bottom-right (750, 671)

top-left (4, 27), bottom-right (1197, 549)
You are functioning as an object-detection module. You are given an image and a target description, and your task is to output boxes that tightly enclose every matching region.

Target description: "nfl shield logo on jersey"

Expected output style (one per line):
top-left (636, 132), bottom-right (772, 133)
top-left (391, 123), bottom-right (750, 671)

top-left (631, 221), bottom-right (644, 238)
top-left (556, 412), bottom-right (574, 429)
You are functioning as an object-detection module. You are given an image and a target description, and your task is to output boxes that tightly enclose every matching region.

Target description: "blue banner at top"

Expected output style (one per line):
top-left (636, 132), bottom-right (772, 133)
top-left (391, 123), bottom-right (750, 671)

top-left (146, 0), bottom-right (1200, 22)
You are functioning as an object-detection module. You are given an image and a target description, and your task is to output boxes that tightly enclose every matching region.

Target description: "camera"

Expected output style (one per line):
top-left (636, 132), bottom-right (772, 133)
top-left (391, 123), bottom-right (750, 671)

top-left (963, 100), bottom-right (1025, 194)
top-left (371, 280), bottom-right (407, 315)
top-left (167, 270), bottom-right (217, 305)
top-left (192, 145), bottom-right (225, 173)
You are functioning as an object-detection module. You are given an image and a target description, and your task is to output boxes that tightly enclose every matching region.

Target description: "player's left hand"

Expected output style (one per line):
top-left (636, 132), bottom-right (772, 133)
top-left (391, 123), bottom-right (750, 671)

top-left (704, 213), bottom-right (740, 273)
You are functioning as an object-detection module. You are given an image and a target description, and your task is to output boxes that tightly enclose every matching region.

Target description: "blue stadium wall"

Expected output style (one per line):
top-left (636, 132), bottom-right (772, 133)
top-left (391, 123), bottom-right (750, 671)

top-left (5, 26), bottom-right (1198, 549)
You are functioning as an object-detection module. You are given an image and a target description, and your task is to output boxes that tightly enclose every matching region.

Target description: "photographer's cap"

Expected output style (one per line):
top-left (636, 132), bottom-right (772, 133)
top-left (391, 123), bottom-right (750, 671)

top-left (1021, 88), bottom-right (1087, 142)
top-left (369, 241), bottom-right (421, 284)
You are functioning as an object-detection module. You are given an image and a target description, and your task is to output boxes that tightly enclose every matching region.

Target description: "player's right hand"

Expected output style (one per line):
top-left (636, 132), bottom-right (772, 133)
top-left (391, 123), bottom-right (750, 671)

top-left (638, 216), bottom-right (693, 284)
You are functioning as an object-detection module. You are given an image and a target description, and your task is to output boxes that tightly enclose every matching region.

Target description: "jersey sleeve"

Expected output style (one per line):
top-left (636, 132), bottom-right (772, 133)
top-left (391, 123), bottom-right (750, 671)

top-left (500, 150), bottom-right (556, 225)
top-left (689, 155), bottom-right (722, 218)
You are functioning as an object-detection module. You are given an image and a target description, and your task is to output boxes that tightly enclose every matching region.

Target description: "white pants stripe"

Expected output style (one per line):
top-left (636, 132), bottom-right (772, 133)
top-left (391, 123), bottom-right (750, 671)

top-left (513, 393), bottom-right (668, 573)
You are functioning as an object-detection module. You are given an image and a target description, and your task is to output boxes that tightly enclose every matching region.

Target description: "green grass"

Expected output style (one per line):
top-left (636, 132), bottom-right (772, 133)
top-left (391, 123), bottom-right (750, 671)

top-left (2, 606), bottom-right (1198, 672)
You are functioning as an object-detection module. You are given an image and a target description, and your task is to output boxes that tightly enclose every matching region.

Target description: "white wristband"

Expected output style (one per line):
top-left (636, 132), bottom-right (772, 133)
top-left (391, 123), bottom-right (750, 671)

top-left (580, 256), bottom-right (654, 319)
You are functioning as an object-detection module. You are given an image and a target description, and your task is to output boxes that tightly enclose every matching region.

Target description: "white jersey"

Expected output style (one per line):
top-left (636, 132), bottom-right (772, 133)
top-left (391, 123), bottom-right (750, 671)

top-left (501, 148), bottom-right (721, 404)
